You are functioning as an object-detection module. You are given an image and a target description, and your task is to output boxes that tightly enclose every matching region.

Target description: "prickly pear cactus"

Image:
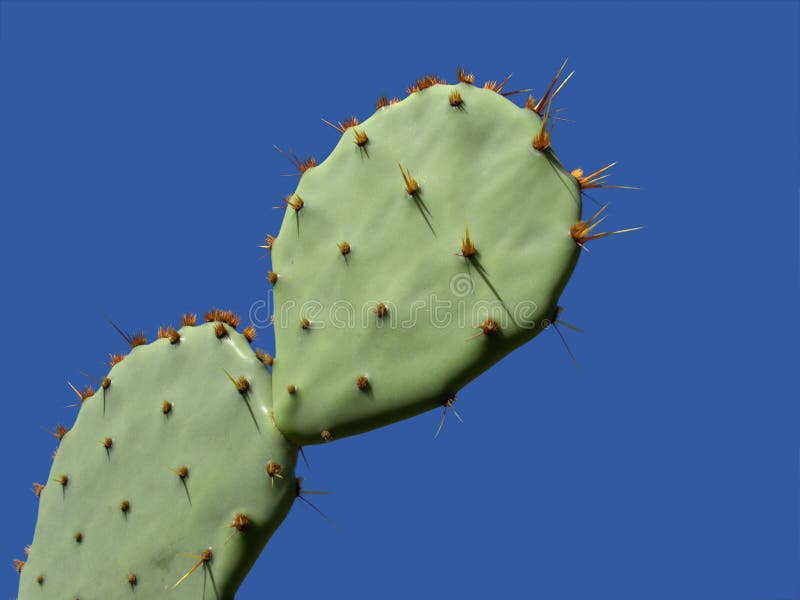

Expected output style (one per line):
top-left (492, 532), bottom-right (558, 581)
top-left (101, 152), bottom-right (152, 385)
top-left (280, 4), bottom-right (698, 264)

top-left (268, 70), bottom-right (634, 445)
top-left (16, 65), bottom-right (639, 599)
top-left (18, 318), bottom-right (298, 599)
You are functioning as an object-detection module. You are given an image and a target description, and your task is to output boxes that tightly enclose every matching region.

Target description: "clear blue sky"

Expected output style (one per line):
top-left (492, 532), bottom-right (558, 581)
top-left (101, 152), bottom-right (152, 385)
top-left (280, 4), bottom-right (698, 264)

top-left (1, 2), bottom-right (798, 599)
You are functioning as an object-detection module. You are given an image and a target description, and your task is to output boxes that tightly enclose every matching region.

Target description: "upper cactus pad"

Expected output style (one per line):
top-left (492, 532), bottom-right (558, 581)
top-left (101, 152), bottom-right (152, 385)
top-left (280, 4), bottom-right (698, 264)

top-left (19, 322), bottom-right (298, 599)
top-left (270, 80), bottom-right (582, 445)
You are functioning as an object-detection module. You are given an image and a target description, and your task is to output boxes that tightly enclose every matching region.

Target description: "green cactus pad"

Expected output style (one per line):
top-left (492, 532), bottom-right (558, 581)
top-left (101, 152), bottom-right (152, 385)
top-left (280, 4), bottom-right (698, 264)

top-left (270, 81), bottom-right (581, 445)
top-left (19, 323), bottom-right (298, 599)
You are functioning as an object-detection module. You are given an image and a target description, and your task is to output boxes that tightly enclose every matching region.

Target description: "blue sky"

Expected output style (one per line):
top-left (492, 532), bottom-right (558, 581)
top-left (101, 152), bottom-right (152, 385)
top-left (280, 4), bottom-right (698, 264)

top-left (1, 1), bottom-right (798, 599)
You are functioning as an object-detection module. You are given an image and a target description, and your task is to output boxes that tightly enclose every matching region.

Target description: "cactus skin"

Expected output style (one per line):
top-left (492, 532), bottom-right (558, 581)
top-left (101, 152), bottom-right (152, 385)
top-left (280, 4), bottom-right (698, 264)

top-left (270, 82), bottom-right (581, 445)
top-left (18, 322), bottom-right (298, 599)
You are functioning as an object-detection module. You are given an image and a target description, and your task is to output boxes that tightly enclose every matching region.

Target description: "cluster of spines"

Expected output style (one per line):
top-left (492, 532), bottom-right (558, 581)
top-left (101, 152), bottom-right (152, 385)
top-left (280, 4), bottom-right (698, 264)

top-left (104, 313), bottom-right (195, 368)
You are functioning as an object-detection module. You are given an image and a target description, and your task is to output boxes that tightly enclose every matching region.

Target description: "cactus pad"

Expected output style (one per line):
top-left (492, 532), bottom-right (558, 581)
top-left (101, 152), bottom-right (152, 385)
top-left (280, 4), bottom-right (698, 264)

top-left (19, 322), bottom-right (298, 599)
top-left (270, 80), bottom-right (582, 444)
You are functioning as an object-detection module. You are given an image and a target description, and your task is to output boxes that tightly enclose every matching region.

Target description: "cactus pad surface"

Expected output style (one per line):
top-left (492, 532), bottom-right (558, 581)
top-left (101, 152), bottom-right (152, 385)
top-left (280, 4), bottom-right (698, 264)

top-left (270, 81), bottom-right (582, 444)
top-left (19, 322), bottom-right (298, 599)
